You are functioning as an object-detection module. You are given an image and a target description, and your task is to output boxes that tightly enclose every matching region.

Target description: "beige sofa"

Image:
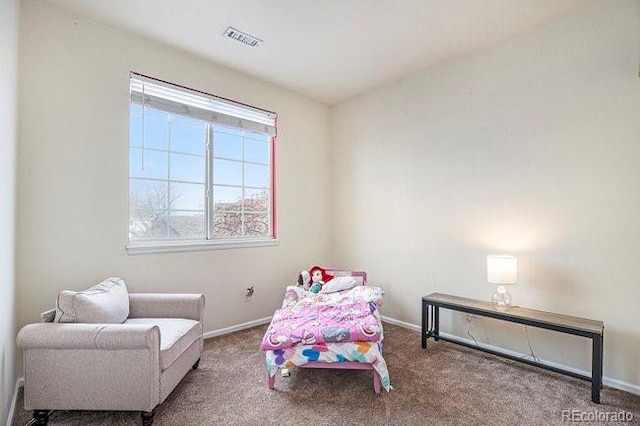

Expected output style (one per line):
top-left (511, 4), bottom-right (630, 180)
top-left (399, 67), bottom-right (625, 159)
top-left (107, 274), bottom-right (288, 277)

top-left (17, 278), bottom-right (205, 426)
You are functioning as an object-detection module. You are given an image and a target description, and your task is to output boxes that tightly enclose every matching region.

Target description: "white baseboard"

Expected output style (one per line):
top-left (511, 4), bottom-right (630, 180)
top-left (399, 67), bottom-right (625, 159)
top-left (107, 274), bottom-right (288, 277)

top-left (380, 315), bottom-right (640, 397)
top-left (6, 377), bottom-right (23, 426)
top-left (381, 316), bottom-right (421, 332)
top-left (203, 316), bottom-right (272, 339)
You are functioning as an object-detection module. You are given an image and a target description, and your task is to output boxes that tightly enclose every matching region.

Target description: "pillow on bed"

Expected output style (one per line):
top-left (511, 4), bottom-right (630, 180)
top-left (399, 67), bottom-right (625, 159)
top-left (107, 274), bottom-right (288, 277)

top-left (320, 276), bottom-right (358, 294)
top-left (282, 286), bottom-right (307, 308)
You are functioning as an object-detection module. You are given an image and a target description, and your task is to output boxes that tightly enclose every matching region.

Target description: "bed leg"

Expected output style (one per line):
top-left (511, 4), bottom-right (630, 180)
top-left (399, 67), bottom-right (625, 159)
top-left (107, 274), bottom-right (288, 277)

top-left (373, 370), bottom-right (381, 394)
top-left (268, 373), bottom-right (275, 389)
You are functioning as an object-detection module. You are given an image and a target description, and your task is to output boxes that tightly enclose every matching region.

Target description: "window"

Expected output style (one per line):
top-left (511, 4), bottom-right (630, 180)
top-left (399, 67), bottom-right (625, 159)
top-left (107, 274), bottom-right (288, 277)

top-left (127, 73), bottom-right (277, 254)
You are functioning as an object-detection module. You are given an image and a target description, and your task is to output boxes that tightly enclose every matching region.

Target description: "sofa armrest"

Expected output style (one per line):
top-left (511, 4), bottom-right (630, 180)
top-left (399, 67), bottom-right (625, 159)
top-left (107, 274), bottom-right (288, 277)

top-left (128, 293), bottom-right (205, 321)
top-left (17, 323), bottom-right (160, 350)
top-left (18, 323), bottom-right (162, 412)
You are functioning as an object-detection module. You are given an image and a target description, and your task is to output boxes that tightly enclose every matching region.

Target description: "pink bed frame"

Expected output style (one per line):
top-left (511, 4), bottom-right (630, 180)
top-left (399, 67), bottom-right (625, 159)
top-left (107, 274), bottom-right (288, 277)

top-left (266, 268), bottom-right (382, 394)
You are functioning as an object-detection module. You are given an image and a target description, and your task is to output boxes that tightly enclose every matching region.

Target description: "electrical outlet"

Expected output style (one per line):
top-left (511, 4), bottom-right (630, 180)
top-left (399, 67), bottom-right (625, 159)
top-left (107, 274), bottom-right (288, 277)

top-left (244, 286), bottom-right (254, 302)
top-left (466, 314), bottom-right (474, 323)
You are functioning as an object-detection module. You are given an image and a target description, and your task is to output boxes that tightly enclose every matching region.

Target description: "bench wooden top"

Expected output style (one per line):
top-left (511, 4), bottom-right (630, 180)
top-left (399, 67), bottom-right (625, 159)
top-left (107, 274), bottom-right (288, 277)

top-left (423, 292), bottom-right (604, 335)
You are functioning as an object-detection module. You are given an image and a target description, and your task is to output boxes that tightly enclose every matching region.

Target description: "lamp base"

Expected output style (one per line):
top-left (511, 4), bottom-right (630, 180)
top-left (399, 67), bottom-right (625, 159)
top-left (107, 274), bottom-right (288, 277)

top-left (491, 285), bottom-right (513, 311)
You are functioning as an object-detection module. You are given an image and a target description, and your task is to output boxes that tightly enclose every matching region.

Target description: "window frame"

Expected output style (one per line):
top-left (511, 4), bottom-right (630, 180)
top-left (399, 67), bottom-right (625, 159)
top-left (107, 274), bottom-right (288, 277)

top-left (126, 73), bottom-right (278, 255)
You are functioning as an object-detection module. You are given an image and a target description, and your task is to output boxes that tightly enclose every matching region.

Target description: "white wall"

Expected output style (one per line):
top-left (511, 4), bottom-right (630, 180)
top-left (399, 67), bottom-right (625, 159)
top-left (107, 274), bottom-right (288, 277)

top-left (0, 0), bottom-right (19, 422)
top-left (332, 0), bottom-right (640, 388)
top-left (17, 0), bottom-right (331, 376)
top-left (16, 0), bottom-right (640, 397)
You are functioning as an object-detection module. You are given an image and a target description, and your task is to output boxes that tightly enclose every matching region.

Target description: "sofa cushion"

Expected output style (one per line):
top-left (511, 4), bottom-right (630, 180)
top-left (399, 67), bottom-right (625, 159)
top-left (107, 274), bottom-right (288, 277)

top-left (125, 318), bottom-right (201, 370)
top-left (54, 277), bottom-right (129, 324)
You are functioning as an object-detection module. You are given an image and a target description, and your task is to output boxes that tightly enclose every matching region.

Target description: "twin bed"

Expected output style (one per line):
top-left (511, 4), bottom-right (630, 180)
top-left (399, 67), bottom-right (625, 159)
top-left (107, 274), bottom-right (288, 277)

top-left (261, 268), bottom-right (391, 393)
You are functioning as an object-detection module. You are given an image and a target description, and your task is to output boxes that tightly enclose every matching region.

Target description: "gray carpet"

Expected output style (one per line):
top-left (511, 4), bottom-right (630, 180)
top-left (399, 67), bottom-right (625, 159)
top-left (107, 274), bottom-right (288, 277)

top-left (12, 323), bottom-right (640, 425)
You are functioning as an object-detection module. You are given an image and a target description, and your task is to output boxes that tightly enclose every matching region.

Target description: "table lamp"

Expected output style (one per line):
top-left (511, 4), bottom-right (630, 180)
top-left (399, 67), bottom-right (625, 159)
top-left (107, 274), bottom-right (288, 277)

top-left (487, 255), bottom-right (517, 310)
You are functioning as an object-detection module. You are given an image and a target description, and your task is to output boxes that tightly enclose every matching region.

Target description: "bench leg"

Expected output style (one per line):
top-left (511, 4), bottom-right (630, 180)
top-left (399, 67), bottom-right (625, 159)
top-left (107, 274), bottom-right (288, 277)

top-left (434, 306), bottom-right (440, 341)
top-left (592, 334), bottom-right (603, 403)
top-left (421, 300), bottom-right (428, 348)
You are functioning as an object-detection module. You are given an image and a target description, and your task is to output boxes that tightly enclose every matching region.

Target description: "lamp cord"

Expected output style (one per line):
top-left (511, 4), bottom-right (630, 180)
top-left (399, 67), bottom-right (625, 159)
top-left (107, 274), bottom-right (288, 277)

top-left (466, 317), bottom-right (479, 346)
top-left (467, 318), bottom-right (540, 363)
top-left (523, 325), bottom-right (540, 363)
top-left (466, 318), bottom-right (540, 364)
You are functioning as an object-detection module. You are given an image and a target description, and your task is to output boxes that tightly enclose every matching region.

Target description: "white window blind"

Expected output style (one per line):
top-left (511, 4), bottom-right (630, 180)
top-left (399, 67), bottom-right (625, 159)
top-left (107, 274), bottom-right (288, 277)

top-left (130, 73), bottom-right (277, 137)
top-left (127, 73), bottom-right (277, 254)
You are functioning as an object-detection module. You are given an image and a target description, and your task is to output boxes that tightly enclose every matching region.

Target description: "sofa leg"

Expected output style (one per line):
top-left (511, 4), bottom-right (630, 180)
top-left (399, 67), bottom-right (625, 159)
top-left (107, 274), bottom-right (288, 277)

top-left (141, 409), bottom-right (155, 426)
top-left (192, 358), bottom-right (201, 370)
top-left (33, 410), bottom-right (49, 425)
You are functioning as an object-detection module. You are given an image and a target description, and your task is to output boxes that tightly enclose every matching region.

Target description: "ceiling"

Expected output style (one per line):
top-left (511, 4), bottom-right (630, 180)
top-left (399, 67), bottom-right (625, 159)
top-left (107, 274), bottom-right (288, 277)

top-left (47, 0), bottom-right (591, 104)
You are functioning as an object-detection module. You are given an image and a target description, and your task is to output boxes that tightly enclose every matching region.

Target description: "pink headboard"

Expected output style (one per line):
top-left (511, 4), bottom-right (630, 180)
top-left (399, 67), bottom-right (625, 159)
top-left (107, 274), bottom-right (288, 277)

top-left (324, 268), bottom-right (367, 286)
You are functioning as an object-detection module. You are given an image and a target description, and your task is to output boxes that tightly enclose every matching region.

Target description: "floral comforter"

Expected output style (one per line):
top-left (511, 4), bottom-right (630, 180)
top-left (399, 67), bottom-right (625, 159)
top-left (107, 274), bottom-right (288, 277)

top-left (262, 285), bottom-right (391, 391)
top-left (261, 285), bottom-right (385, 351)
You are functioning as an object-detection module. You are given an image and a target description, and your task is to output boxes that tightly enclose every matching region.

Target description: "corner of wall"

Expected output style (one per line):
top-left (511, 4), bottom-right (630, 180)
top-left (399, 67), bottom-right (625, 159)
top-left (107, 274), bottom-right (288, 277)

top-left (0, 0), bottom-right (19, 423)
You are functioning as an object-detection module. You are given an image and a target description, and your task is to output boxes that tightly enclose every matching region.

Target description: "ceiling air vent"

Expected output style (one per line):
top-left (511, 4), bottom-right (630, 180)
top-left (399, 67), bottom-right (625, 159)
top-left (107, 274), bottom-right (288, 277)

top-left (223, 27), bottom-right (263, 47)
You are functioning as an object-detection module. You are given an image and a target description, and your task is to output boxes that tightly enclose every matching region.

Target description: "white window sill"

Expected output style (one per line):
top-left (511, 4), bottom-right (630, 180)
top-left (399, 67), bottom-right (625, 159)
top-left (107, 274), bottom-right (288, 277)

top-left (126, 238), bottom-right (279, 255)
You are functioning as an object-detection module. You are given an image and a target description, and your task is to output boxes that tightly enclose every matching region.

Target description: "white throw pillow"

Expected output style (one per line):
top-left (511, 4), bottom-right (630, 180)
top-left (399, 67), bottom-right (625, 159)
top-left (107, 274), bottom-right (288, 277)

top-left (54, 277), bottom-right (129, 323)
top-left (319, 276), bottom-right (358, 294)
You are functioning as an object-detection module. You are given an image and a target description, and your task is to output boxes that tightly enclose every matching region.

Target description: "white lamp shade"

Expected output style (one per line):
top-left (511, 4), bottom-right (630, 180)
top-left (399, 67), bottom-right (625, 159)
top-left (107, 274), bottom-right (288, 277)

top-left (487, 255), bottom-right (517, 285)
